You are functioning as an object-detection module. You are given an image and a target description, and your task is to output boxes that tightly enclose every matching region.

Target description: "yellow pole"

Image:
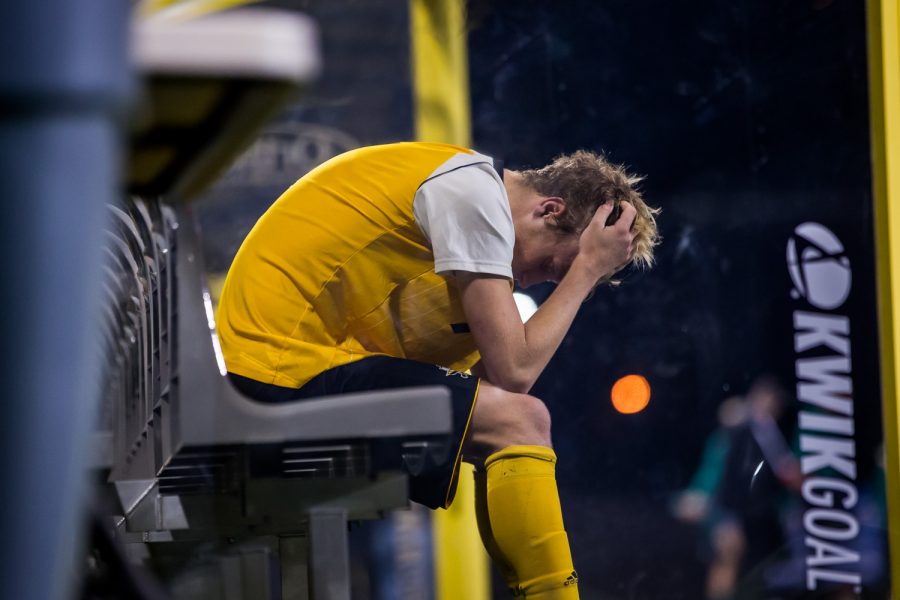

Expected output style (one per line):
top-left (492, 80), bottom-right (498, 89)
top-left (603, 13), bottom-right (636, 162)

top-left (867, 0), bottom-right (900, 587)
top-left (411, 0), bottom-right (473, 145)
top-left (410, 1), bottom-right (492, 598)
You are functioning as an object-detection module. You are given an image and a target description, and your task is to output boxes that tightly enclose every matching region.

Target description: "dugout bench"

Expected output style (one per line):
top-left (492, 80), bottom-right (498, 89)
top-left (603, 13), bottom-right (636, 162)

top-left (96, 10), bottom-right (454, 599)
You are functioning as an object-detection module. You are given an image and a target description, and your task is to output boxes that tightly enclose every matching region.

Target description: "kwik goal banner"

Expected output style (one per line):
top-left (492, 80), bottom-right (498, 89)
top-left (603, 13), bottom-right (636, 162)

top-left (785, 221), bottom-right (887, 593)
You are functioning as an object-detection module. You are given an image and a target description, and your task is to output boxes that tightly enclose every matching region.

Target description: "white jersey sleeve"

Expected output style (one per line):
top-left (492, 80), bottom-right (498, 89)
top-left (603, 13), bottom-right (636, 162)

top-left (413, 153), bottom-right (514, 279)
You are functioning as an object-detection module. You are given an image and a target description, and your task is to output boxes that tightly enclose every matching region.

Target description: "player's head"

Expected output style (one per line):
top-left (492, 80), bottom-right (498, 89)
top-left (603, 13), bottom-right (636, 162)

top-left (519, 150), bottom-right (660, 270)
top-left (747, 375), bottom-right (787, 420)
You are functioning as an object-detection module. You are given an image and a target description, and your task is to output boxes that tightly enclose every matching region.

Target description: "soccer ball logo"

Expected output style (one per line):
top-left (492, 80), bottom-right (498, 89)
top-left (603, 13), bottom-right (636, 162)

top-left (786, 222), bottom-right (851, 310)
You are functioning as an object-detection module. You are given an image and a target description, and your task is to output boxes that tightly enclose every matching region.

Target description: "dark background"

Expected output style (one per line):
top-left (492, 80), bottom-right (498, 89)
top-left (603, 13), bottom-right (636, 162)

top-left (467, 0), bottom-right (876, 480)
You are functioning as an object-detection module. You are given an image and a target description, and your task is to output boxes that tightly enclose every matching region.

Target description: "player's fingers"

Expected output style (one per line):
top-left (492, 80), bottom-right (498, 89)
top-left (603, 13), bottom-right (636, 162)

top-left (592, 201), bottom-right (615, 222)
top-left (617, 201), bottom-right (637, 230)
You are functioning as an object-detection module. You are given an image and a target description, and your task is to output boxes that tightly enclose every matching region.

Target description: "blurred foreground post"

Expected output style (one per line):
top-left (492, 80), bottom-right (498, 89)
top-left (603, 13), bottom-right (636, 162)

top-left (0, 1), bottom-right (131, 598)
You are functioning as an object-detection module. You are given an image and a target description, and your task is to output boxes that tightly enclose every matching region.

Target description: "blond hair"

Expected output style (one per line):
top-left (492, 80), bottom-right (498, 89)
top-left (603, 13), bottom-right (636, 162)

top-left (519, 150), bottom-right (660, 270)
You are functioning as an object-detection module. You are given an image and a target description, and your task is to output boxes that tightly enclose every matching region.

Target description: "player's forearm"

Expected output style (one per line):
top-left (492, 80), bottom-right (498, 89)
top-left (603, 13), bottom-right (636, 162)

top-left (467, 204), bottom-right (636, 392)
top-left (505, 206), bottom-right (636, 389)
top-left (502, 257), bottom-right (600, 392)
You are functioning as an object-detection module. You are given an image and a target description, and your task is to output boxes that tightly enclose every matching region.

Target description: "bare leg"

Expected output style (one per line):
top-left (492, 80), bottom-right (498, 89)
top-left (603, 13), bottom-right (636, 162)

top-left (462, 382), bottom-right (578, 599)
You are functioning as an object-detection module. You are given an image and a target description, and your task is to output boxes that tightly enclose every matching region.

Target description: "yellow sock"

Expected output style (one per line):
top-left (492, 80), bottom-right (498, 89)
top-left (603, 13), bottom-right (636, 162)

top-left (485, 445), bottom-right (579, 599)
top-left (473, 468), bottom-right (519, 588)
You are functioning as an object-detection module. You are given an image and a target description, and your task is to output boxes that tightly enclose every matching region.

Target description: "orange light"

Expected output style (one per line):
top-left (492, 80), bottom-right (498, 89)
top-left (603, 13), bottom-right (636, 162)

top-left (611, 374), bottom-right (651, 414)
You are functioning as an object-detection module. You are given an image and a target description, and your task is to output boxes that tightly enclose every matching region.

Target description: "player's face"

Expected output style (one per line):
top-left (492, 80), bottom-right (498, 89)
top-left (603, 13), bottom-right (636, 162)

top-left (512, 226), bottom-right (580, 289)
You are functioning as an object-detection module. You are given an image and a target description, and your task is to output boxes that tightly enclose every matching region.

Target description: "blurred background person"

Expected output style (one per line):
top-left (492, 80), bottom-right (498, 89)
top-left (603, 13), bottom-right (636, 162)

top-left (673, 395), bottom-right (749, 600)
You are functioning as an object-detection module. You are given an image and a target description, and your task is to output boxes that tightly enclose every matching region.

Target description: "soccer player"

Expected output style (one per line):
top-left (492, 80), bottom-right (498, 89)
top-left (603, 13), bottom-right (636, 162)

top-left (216, 142), bottom-right (659, 598)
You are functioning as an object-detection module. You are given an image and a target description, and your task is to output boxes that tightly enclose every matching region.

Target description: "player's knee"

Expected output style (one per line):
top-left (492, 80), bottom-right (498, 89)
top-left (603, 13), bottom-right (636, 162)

top-left (499, 391), bottom-right (552, 449)
top-left (521, 393), bottom-right (552, 441)
top-left (466, 385), bottom-right (554, 461)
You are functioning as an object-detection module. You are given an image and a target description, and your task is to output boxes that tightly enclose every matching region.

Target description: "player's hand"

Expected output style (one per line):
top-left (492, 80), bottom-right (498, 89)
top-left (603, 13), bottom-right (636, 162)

top-left (575, 201), bottom-right (636, 282)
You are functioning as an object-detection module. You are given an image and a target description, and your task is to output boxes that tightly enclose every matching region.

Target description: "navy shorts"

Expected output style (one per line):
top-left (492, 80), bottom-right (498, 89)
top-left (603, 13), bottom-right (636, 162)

top-left (228, 355), bottom-right (480, 509)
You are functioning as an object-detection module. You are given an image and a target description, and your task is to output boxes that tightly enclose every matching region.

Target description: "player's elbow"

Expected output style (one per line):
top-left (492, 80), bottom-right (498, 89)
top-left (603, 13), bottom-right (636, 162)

top-left (477, 350), bottom-right (537, 393)
top-left (487, 366), bottom-right (534, 395)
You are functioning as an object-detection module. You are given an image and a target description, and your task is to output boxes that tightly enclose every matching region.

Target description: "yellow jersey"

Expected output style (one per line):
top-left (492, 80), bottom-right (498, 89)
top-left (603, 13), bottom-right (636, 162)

top-left (216, 142), bottom-right (509, 387)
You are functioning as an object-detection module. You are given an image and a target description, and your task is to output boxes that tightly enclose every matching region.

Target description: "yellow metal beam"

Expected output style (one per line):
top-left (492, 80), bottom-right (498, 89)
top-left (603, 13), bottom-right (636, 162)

top-left (410, 1), bottom-right (491, 598)
top-left (411, 0), bottom-right (473, 146)
top-left (867, 0), bottom-right (900, 587)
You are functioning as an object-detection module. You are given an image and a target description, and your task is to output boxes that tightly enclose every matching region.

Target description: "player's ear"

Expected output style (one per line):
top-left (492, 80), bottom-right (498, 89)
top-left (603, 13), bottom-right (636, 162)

top-left (535, 197), bottom-right (566, 220)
